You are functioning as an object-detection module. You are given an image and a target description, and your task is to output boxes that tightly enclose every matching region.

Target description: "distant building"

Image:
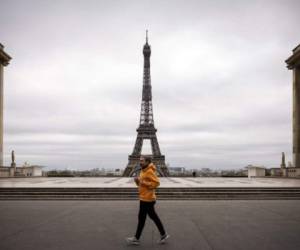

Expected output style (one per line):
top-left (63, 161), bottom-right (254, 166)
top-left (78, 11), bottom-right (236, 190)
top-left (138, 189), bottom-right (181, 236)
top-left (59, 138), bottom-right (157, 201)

top-left (268, 152), bottom-right (300, 178)
top-left (261, 166), bottom-right (300, 178)
top-left (283, 167), bottom-right (300, 178)
top-left (169, 167), bottom-right (185, 176)
top-left (0, 164), bottom-right (44, 177)
top-left (17, 165), bottom-right (43, 177)
top-left (246, 165), bottom-right (266, 177)
top-left (270, 168), bottom-right (282, 177)
top-left (103, 168), bottom-right (123, 176)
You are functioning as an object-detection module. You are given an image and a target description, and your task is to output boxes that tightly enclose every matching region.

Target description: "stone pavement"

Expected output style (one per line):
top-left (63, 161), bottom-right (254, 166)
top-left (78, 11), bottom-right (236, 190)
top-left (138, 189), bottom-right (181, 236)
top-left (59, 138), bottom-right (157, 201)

top-left (0, 200), bottom-right (300, 250)
top-left (1, 177), bottom-right (300, 188)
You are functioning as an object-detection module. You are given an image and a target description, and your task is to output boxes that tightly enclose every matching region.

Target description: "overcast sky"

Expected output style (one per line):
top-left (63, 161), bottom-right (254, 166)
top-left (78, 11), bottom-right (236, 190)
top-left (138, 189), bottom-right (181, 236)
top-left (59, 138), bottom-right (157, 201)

top-left (0, 0), bottom-right (299, 170)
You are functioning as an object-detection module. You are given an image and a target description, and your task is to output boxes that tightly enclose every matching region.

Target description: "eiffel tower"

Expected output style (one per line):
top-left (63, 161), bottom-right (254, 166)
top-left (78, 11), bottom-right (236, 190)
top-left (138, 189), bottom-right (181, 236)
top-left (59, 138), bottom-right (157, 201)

top-left (123, 31), bottom-right (169, 177)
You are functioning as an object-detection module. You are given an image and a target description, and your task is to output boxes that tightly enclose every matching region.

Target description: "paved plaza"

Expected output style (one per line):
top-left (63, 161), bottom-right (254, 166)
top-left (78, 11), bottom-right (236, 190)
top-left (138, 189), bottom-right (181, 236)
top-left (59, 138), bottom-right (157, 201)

top-left (1, 177), bottom-right (300, 188)
top-left (0, 200), bottom-right (300, 250)
top-left (1, 177), bottom-right (300, 249)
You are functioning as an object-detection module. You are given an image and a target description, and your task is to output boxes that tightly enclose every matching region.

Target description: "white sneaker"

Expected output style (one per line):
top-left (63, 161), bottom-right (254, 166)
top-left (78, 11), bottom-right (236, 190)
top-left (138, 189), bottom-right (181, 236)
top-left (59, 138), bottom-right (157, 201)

top-left (157, 233), bottom-right (170, 244)
top-left (126, 236), bottom-right (140, 245)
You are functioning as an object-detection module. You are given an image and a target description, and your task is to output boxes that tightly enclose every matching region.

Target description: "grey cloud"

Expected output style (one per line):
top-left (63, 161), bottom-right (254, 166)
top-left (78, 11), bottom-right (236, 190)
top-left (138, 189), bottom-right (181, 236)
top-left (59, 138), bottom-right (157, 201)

top-left (0, 0), bottom-right (298, 169)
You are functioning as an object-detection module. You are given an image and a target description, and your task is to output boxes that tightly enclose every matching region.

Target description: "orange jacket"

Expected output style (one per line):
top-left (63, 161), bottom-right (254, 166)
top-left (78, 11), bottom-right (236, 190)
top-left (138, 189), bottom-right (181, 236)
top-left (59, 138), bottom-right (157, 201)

top-left (136, 163), bottom-right (160, 201)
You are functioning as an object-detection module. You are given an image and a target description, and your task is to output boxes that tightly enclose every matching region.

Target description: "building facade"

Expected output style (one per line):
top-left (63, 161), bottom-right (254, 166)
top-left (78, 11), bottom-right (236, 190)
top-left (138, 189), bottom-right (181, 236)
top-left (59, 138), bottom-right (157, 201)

top-left (0, 44), bottom-right (12, 167)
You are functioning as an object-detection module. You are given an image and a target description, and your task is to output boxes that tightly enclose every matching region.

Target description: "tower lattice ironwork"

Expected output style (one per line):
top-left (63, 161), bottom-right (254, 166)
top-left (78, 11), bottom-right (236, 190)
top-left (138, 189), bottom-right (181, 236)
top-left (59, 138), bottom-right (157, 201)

top-left (123, 31), bottom-right (169, 177)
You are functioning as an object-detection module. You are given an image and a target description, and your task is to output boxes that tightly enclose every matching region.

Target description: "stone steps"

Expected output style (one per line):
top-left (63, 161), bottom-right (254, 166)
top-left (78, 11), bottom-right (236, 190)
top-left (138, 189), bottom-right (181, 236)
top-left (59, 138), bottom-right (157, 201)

top-left (0, 187), bottom-right (300, 200)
